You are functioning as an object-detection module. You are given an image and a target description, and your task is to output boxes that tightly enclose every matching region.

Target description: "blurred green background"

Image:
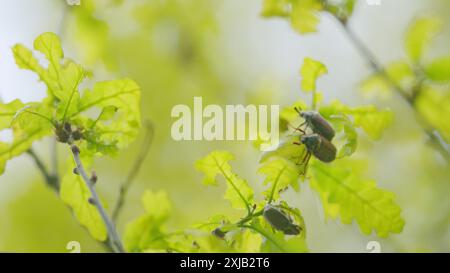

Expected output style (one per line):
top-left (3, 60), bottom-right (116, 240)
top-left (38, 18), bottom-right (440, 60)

top-left (0, 0), bottom-right (449, 252)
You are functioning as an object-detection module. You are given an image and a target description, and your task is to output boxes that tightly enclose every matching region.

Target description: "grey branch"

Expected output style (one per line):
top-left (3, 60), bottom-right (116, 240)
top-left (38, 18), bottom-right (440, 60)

top-left (338, 21), bottom-right (450, 162)
top-left (70, 144), bottom-right (125, 253)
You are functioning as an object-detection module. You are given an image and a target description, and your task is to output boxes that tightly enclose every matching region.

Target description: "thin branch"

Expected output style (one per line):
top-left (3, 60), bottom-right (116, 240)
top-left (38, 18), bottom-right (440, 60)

top-left (50, 139), bottom-right (59, 187)
top-left (337, 20), bottom-right (450, 162)
top-left (112, 120), bottom-right (154, 223)
top-left (27, 149), bottom-right (59, 191)
top-left (70, 144), bottom-right (125, 253)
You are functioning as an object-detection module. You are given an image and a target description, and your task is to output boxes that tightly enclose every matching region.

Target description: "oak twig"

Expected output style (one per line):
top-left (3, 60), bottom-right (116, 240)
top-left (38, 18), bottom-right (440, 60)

top-left (27, 149), bottom-right (59, 191)
top-left (112, 120), bottom-right (154, 223)
top-left (70, 144), bottom-right (125, 253)
top-left (336, 20), bottom-right (450, 162)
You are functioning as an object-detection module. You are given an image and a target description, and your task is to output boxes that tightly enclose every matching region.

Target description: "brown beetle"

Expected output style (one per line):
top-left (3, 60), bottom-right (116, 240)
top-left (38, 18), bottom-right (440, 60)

top-left (263, 204), bottom-right (302, 235)
top-left (294, 107), bottom-right (335, 141)
top-left (296, 133), bottom-right (337, 164)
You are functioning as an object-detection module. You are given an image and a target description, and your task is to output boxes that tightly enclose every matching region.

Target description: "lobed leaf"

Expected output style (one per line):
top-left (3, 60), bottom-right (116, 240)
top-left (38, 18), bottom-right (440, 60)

top-left (424, 56), bottom-right (450, 82)
top-left (124, 190), bottom-right (172, 252)
top-left (290, 0), bottom-right (323, 34)
top-left (251, 219), bottom-right (308, 253)
top-left (12, 32), bottom-right (141, 156)
top-left (310, 161), bottom-right (405, 237)
top-left (261, 0), bottom-right (290, 17)
top-left (416, 86), bottom-right (450, 142)
top-left (320, 100), bottom-right (393, 140)
top-left (0, 100), bottom-right (53, 174)
top-left (75, 78), bottom-right (141, 154)
top-left (404, 17), bottom-right (442, 63)
top-left (60, 156), bottom-right (107, 241)
top-left (258, 158), bottom-right (300, 201)
top-left (300, 57), bottom-right (327, 92)
top-left (196, 151), bottom-right (254, 210)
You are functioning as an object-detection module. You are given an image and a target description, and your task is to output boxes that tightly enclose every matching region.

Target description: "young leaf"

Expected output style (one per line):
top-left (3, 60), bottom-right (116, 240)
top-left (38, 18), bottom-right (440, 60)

top-left (75, 78), bottom-right (141, 154)
top-left (232, 229), bottom-right (263, 253)
top-left (258, 158), bottom-right (300, 202)
top-left (290, 0), bottom-right (323, 34)
top-left (13, 32), bottom-right (88, 113)
top-left (0, 99), bottom-right (25, 129)
top-left (360, 74), bottom-right (392, 100)
top-left (251, 219), bottom-right (308, 253)
top-left (12, 32), bottom-right (141, 156)
top-left (279, 99), bottom-right (308, 131)
top-left (196, 151), bottom-right (254, 210)
top-left (60, 157), bottom-right (107, 241)
top-left (260, 136), bottom-right (308, 175)
top-left (320, 100), bottom-right (393, 140)
top-left (0, 100), bottom-right (53, 174)
top-left (424, 56), bottom-right (450, 82)
top-left (124, 190), bottom-right (172, 252)
top-left (416, 87), bottom-right (450, 142)
top-left (261, 0), bottom-right (290, 17)
top-left (300, 57), bottom-right (327, 92)
top-left (310, 161), bottom-right (405, 238)
top-left (124, 214), bottom-right (168, 252)
top-left (386, 61), bottom-right (415, 90)
top-left (142, 190), bottom-right (172, 223)
top-left (338, 118), bottom-right (358, 157)
top-left (404, 17), bottom-right (441, 63)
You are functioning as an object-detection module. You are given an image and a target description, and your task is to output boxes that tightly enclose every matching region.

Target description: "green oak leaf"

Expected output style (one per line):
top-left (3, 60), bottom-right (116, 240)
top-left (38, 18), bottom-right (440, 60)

top-left (424, 56), bottom-right (450, 82)
top-left (124, 190), bottom-right (172, 252)
top-left (300, 57), bottom-right (327, 92)
top-left (196, 151), bottom-right (254, 210)
top-left (74, 78), bottom-right (141, 155)
top-left (261, 0), bottom-right (290, 17)
top-left (290, 0), bottom-right (323, 34)
top-left (0, 100), bottom-right (53, 174)
top-left (251, 219), bottom-right (308, 253)
top-left (258, 157), bottom-right (300, 201)
top-left (310, 161), bottom-right (405, 238)
top-left (416, 86), bottom-right (450, 142)
top-left (405, 17), bottom-right (442, 63)
top-left (320, 100), bottom-right (393, 140)
top-left (60, 156), bottom-right (107, 241)
top-left (12, 32), bottom-right (141, 156)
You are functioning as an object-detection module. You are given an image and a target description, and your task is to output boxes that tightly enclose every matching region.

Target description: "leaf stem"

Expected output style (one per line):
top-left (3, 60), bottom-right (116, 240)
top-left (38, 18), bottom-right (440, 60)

top-left (214, 157), bottom-right (252, 215)
top-left (337, 20), bottom-right (450, 162)
top-left (312, 89), bottom-right (317, 110)
top-left (112, 121), bottom-right (154, 223)
top-left (240, 224), bottom-right (287, 252)
top-left (267, 166), bottom-right (288, 204)
top-left (70, 144), bottom-right (125, 253)
top-left (236, 209), bottom-right (264, 226)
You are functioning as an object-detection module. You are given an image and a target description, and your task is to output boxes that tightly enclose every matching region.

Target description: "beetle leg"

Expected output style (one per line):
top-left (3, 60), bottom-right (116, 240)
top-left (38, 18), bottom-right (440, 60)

top-left (301, 151), bottom-right (311, 164)
top-left (303, 153), bottom-right (311, 173)
top-left (299, 153), bottom-right (311, 175)
top-left (288, 123), bottom-right (306, 134)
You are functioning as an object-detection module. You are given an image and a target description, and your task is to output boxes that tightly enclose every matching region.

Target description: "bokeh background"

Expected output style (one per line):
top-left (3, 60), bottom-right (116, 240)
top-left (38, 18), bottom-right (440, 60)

top-left (0, 0), bottom-right (449, 252)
